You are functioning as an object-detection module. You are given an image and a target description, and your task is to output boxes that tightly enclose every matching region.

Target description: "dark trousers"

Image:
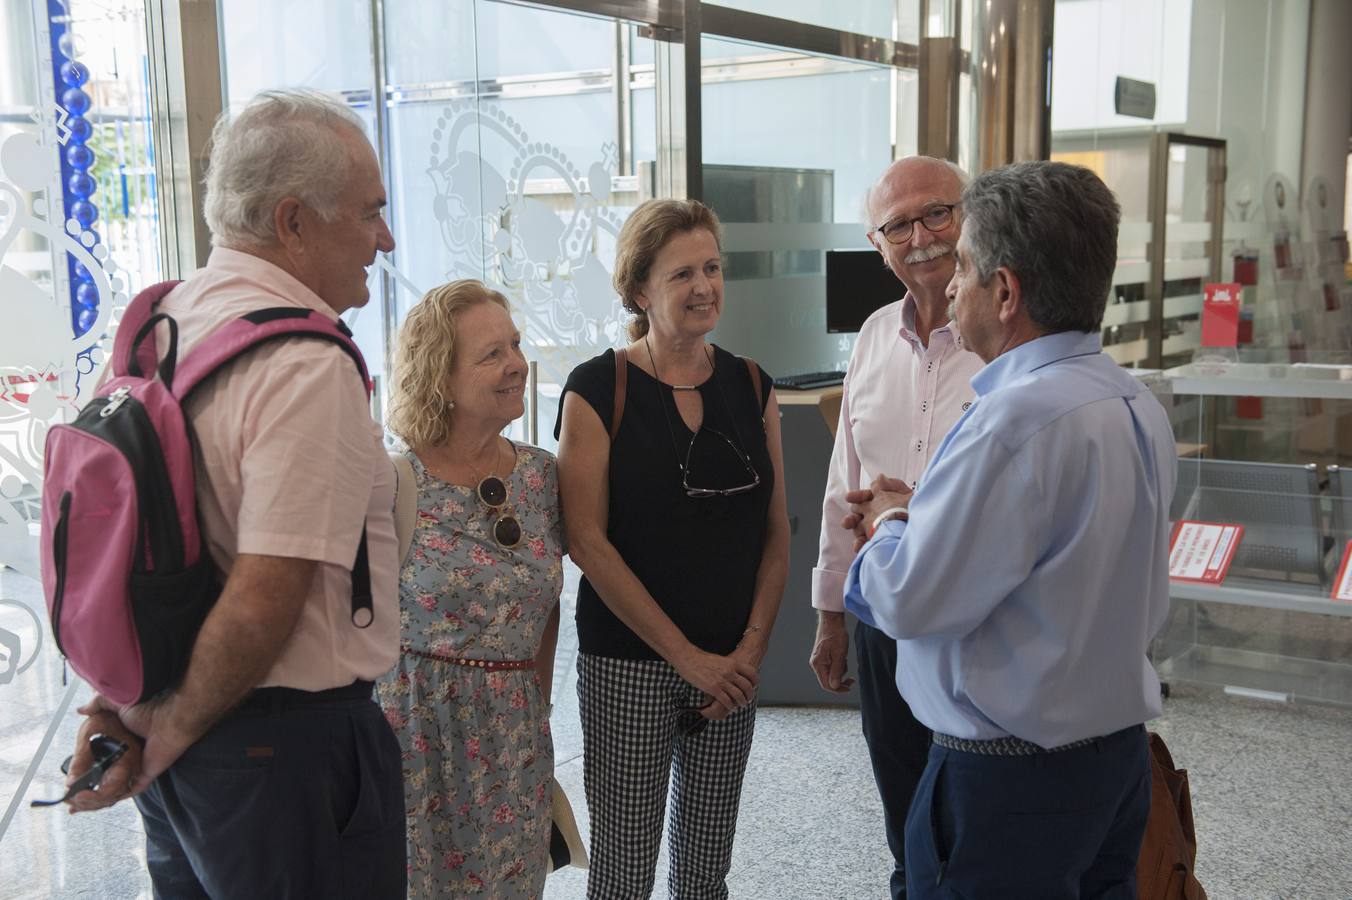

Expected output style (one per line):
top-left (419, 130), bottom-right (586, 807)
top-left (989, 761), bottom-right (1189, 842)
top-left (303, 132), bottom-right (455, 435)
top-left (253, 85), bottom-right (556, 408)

top-left (134, 682), bottom-right (407, 900)
top-left (905, 724), bottom-right (1151, 900)
top-left (856, 620), bottom-right (933, 900)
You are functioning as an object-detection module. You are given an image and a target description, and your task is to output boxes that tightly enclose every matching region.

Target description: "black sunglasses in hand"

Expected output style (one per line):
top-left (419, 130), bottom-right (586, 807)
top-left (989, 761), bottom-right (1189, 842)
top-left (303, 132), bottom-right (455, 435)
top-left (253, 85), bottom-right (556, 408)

top-left (674, 699), bottom-right (715, 737)
top-left (29, 734), bottom-right (129, 808)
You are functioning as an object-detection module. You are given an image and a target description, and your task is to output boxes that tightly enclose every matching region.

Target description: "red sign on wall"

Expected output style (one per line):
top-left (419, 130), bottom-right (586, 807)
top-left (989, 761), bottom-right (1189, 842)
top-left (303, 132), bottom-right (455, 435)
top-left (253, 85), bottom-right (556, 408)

top-left (1201, 283), bottom-right (1242, 348)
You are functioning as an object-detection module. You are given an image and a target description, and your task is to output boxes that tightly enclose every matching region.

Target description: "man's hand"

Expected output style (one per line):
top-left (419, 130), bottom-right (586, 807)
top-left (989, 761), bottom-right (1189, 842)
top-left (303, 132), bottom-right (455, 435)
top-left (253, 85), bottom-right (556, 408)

top-left (76, 694), bottom-right (196, 796)
top-left (64, 710), bottom-right (142, 814)
top-left (848, 474), bottom-right (914, 543)
top-left (809, 610), bottom-right (855, 693)
top-left (839, 500), bottom-right (870, 553)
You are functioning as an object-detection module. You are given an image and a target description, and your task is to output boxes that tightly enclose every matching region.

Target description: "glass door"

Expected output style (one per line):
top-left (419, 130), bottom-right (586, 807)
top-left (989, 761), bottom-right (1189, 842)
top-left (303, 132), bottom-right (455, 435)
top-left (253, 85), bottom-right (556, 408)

top-left (381, 0), bottom-right (659, 449)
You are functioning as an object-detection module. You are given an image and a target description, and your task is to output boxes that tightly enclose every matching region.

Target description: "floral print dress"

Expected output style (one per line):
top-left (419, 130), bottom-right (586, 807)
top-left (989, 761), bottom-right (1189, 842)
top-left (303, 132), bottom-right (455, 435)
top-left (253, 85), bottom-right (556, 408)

top-left (377, 443), bottom-right (564, 900)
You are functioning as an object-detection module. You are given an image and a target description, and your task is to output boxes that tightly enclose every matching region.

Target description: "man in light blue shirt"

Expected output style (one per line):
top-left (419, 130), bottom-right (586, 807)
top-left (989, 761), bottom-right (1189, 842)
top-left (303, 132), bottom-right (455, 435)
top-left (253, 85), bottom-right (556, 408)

top-left (844, 160), bottom-right (1176, 900)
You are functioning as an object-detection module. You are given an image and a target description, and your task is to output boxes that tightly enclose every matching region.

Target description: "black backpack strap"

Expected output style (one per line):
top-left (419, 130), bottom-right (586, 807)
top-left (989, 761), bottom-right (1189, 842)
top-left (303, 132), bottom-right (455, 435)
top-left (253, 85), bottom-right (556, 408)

top-left (350, 525), bottom-right (372, 628)
top-left (174, 307), bottom-right (377, 627)
top-left (172, 307), bottom-right (372, 401)
top-left (114, 280), bottom-right (182, 378)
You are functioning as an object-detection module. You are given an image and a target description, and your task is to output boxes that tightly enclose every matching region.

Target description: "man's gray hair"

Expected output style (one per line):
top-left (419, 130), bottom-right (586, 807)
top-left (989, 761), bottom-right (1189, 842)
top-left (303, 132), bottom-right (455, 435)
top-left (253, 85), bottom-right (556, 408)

top-left (203, 89), bottom-right (368, 247)
top-left (960, 161), bottom-right (1120, 333)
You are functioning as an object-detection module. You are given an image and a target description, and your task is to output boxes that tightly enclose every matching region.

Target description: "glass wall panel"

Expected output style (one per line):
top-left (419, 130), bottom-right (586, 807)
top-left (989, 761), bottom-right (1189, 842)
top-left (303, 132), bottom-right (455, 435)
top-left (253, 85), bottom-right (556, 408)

top-left (1050, 0), bottom-right (1327, 365)
top-left (220, 0), bottom-right (657, 449)
top-left (0, 0), bottom-right (162, 878)
top-left (1052, 0), bottom-right (1352, 712)
top-left (219, 0), bottom-right (384, 383)
top-left (701, 37), bottom-right (895, 377)
top-left (220, 0), bottom-right (374, 106)
top-left (385, 1), bottom-right (654, 450)
top-left (705, 0), bottom-right (917, 43)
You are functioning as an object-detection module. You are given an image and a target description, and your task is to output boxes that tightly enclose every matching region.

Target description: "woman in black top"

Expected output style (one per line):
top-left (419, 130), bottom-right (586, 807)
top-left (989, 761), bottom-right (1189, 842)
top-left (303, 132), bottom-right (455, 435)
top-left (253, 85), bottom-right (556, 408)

top-left (556, 199), bottom-right (789, 899)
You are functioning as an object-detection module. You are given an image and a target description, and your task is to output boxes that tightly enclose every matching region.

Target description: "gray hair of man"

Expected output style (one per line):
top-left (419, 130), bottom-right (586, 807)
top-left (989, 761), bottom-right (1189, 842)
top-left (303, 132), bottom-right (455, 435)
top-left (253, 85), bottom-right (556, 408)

top-left (860, 156), bottom-right (971, 222)
top-left (203, 89), bottom-right (368, 248)
top-left (959, 160), bottom-right (1120, 334)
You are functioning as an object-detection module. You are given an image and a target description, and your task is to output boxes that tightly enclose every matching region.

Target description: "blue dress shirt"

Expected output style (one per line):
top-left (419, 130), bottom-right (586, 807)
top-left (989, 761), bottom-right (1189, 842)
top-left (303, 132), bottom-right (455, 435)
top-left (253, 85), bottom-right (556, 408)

top-left (845, 330), bottom-right (1177, 747)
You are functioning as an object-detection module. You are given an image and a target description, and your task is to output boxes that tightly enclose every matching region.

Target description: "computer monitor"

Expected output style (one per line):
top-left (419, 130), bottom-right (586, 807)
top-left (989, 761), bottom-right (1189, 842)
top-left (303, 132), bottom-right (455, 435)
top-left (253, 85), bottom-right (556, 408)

top-left (826, 250), bottom-right (905, 333)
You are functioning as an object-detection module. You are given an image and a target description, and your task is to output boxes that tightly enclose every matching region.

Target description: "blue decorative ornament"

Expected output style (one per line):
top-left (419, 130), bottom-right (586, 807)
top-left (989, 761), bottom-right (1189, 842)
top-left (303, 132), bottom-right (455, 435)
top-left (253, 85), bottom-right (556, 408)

top-left (66, 118), bottom-right (92, 143)
top-left (70, 200), bottom-right (97, 228)
top-left (67, 172), bottom-right (95, 196)
top-left (75, 281), bottom-right (100, 308)
top-left (60, 86), bottom-right (91, 117)
top-left (49, 0), bottom-right (104, 339)
top-left (59, 60), bottom-right (89, 87)
top-left (65, 143), bottom-right (93, 170)
top-left (75, 306), bottom-right (99, 333)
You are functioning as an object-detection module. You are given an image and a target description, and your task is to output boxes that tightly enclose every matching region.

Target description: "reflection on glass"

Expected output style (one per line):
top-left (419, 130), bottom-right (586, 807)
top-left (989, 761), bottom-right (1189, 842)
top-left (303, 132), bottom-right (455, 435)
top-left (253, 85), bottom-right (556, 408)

top-left (381, 1), bottom-right (657, 449)
top-left (700, 37), bottom-right (893, 376)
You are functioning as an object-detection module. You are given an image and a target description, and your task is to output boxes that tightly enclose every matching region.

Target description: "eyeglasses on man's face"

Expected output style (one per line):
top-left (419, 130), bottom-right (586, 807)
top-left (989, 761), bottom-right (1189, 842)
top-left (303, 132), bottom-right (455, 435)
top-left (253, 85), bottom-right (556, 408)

top-left (871, 203), bottom-right (960, 246)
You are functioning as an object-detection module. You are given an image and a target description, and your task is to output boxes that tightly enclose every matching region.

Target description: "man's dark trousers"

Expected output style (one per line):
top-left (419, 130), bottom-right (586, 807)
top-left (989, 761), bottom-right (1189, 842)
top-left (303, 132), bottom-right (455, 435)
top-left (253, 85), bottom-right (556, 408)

top-left (904, 724), bottom-right (1151, 899)
top-left (856, 619), bottom-right (932, 900)
top-left (134, 681), bottom-right (406, 899)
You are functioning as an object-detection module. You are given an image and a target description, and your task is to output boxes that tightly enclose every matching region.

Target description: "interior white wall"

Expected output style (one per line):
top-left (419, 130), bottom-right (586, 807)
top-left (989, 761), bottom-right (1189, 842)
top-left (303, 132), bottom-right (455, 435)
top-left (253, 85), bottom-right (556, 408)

top-left (1184, 0), bottom-right (1310, 215)
top-left (1050, 0), bottom-right (1192, 133)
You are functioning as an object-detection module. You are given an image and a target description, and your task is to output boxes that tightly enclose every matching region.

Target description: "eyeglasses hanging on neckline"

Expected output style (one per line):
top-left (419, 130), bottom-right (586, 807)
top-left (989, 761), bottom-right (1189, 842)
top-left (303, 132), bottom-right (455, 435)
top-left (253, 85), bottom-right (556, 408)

top-left (646, 340), bottom-right (761, 500)
top-left (474, 474), bottom-right (522, 548)
top-left (681, 427), bottom-right (761, 498)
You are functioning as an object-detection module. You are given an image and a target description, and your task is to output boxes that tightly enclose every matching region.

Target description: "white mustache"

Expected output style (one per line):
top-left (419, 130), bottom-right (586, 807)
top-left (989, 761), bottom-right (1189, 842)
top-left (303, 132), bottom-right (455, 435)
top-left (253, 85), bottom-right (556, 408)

top-left (905, 242), bottom-right (954, 265)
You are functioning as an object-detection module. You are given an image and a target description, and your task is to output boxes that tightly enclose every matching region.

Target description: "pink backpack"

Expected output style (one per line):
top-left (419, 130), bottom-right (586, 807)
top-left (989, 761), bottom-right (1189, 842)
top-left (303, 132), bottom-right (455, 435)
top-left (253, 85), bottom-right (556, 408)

top-left (40, 281), bottom-right (375, 706)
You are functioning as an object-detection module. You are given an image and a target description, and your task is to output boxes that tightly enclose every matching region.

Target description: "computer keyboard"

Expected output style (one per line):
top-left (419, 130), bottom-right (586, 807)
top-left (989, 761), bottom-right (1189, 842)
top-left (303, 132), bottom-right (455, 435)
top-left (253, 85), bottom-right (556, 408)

top-left (773, 370), bottom-right (846, 390)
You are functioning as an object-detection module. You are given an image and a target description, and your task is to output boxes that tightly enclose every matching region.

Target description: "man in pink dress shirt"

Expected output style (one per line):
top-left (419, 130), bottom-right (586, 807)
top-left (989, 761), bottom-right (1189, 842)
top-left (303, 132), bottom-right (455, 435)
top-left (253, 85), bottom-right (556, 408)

top-left (63, 90), bottom-right (405, 898)
top-left (808, 156), bottom-right (983, 899)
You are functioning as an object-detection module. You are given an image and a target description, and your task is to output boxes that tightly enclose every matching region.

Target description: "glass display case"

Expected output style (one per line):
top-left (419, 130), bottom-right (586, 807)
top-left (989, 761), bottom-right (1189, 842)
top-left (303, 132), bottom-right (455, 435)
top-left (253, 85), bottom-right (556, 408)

top-left (1151, 354), bottom-right (1352, 707)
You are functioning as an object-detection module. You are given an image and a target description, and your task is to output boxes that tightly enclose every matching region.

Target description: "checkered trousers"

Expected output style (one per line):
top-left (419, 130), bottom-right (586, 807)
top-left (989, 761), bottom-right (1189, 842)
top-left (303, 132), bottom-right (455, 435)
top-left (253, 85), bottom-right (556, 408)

top-left (577, 652), bottom-right (758, 900)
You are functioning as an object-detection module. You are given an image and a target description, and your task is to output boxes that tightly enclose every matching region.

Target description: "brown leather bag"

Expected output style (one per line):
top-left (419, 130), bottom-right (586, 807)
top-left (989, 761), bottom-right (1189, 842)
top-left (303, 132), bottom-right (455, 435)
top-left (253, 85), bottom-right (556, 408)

top-left (1136, 732), bottom-right (1207, 899)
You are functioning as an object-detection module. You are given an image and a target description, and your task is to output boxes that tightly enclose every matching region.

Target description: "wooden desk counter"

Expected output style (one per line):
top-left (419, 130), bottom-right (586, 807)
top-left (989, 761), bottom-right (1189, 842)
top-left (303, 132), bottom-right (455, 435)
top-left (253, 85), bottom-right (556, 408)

top-left (772, 385), bottom-right (843, 438)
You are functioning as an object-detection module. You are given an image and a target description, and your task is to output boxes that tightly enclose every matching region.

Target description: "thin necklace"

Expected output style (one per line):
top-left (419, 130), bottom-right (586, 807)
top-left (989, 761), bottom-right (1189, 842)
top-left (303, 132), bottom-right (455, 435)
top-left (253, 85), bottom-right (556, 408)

top-left (645, 336), bottom-right (713, 474)
top-left (464, 438), bottom-right (502, 486)
top-left (644, 337), bottom-right (755, 482)
top-left (644, 335), bottom-right (711, 392)
top-left (427, 437), bottom-right (499, 487)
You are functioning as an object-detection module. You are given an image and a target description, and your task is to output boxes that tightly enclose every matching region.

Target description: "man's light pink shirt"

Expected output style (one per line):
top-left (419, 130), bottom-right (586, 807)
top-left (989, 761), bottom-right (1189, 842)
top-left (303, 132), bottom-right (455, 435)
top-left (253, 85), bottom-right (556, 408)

top-left (812, 293), bottom-right (984, 612)
top-left (156, 247), bottom-right (398, 689)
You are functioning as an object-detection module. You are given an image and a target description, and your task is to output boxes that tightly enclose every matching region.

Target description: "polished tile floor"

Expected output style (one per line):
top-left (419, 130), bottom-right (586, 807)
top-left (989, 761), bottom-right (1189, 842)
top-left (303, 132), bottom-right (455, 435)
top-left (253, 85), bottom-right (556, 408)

top-left (3, 567), bottom-right (1351, 899)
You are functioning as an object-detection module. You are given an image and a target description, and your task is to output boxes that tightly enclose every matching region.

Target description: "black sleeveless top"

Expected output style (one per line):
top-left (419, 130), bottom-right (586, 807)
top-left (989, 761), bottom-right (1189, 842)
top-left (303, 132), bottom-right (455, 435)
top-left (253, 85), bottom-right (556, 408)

top-left (555, 345), bottom-right (774, 660)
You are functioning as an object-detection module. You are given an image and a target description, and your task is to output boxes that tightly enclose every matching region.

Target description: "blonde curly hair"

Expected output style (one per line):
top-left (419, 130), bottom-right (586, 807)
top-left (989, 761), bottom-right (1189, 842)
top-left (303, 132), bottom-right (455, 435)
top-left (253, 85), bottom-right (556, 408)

top-left (387, 279), bottom-right (511, 449)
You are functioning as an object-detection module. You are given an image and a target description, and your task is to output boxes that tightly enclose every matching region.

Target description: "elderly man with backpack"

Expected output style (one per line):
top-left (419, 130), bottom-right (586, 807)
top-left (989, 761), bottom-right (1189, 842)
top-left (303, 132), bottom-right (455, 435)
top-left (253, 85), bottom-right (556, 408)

top-left (44, 90), bottom-right (405, 898)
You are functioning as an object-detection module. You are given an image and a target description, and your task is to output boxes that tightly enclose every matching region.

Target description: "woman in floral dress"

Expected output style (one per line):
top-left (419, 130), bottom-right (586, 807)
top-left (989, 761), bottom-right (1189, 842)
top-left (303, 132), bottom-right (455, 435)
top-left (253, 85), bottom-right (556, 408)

top-left (379, 280), bottom-right (563, 899)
